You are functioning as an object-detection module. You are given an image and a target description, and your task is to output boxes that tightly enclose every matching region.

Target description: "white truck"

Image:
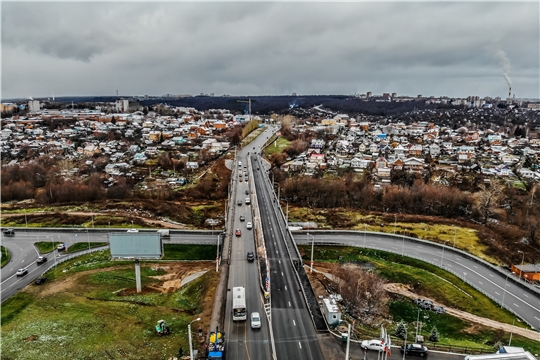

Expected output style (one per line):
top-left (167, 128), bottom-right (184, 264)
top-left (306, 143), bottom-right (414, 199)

top-left (157, 229), bottom-right (170, 239)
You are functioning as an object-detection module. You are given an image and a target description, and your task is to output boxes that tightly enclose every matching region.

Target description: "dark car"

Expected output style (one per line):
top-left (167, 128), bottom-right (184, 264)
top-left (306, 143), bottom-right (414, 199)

top-left (245, 190), bottom-right (249, 195)
top-left (240, 215), bottom-right (245, 222)
top-left (37, 256), bottom-right (48, 264)
top-left (3, 228), bottom-right (15, 236)
top-left (247, 251), bottom-right (255, 261)
top-left (237, 200), bottom-right (242, 206)
top-left (401, 344), bottom-right (428, 357)
top-left (35, 277), bottom-right (47, 285)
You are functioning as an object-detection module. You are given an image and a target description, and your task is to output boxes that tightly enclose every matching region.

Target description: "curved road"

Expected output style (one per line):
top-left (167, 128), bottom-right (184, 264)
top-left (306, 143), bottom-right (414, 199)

top-left (293, 232), bottom-right (540, 332)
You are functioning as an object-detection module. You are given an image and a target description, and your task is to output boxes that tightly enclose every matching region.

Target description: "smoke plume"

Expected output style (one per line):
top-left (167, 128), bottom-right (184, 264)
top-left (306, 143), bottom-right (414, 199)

top-left (495, 50), bottom-right (512, 87)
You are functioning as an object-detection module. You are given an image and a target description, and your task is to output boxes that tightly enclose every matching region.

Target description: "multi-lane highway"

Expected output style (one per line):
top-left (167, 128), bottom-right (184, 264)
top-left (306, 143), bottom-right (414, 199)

top-left (252, 152), bottom-right (326, 360)
top-left (222, 127), bottom-right (274, 360)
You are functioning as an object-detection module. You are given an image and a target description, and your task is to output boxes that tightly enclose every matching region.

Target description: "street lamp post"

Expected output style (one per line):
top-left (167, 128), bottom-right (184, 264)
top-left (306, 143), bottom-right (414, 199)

top-left (394, 214), bottom-right (397, 234)
top-left (86, 226), bottom-right (90, 251)
top-left (188, 317), bottom-right (201, 360)
top-left (401, 233), bottom-right (405, 256)
top-left (440, 240), bottom-right (449, 267)
top-left (415, 308), bottom-right (421, 339)
top-left (501, 273), bottom-right (509, 308)
top-left (364, 223), bottom-right (367, 248)
top-left (453, 227), bottom-right (457, 248)
top-left (216, 235), bottom-right (220, 273)
top-left (309, 233), bottom-right (315, 273)
top-left (517, 250), bottom-right (525, 279)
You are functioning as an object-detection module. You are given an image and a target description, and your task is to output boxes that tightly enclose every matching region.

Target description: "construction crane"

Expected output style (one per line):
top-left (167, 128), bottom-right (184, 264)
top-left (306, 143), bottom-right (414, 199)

top-left (237, 98), bottom-right (251, 119)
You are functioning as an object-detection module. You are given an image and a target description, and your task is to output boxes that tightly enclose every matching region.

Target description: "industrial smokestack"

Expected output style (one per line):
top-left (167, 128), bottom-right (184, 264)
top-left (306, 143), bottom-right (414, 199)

top-left (509, 87), bottom-right (511, 98)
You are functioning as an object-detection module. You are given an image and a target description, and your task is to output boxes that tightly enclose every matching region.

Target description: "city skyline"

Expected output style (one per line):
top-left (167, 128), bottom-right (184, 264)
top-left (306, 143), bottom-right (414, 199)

top-left (2, 1), bottom-right (539, 100)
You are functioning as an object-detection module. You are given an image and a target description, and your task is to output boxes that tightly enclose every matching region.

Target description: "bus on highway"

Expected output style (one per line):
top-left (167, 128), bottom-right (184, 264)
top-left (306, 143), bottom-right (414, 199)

top-left (232, 286), bottom-right (247, 321)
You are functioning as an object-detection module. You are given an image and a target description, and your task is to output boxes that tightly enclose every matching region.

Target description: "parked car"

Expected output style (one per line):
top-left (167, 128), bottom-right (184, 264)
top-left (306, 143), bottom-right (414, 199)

top-left (127, 229), bottom-right (139, 233)
top-left (401, 344), bottom-right (429, 357)
top-left (35, 277), bottom-right (47, 285)
top-left (37, 256), bottom-right (48, 264)
top-left (57, 243), bottom-right (66, 251)
top-left (361, 340), bottom-right (384, 352)
top-left (251, 312), bottom-right (261, 329)
top-left (431, 305), bottom-right (445, 314)
top-left (247, 251), bottom-right (255, 262)
top-left (246, 222), bottom-right (253, 230)
top-left (412, 298), bottom-right (423, 305)
top-left (16, 268), bottom-right (28, 276)
top-left (3, 228), bottom-right (15, 236)
top-left (235, 229), bottom-right (242, 237)
top-left (240, 215), bottom-right (246, 222)
top-left (419, 300), bottom-right (433, 310)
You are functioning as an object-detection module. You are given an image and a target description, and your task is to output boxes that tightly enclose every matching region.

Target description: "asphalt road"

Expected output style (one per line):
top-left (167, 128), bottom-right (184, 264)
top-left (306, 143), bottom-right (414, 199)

top-left (293, 232), bottom-right (540, 332)
top-left (222, 127), bottom-right (274, 360)
top-left (252, 152), bottom-right (326, 360)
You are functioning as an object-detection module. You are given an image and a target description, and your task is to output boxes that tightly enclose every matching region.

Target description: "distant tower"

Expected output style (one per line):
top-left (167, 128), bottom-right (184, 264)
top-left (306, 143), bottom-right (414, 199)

top-left (508, 87), bottom-right (511, 99)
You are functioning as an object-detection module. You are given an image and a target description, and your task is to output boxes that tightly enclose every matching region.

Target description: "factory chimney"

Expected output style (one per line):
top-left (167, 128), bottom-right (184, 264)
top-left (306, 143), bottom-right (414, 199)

top-left (508, 87), bottom-right (511, 98)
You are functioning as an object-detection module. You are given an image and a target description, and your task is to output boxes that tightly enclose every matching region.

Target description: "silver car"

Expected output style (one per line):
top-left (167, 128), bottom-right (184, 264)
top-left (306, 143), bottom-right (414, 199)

top-left (251, 312), bottom-right (261, 329)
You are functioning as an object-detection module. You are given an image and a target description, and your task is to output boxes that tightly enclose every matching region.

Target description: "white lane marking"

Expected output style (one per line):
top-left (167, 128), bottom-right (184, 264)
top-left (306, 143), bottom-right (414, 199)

top-left (281, 272), bottom-right (284, 276)
top-left (298, 342), bottom-right (302, 349)
top-left (473, 265), bottom-right (478, 269)
top-left (288, 301), bottom-right (291, 307)
top-left (513, 303), bottom-right (519, 308)
top-left (285, 286), bottom-right (287, 291)
top-left (495, 291), bottom-right (500, 296)
top-left (293, 320), bottom-right (296, 326)
top-left (489, 274), bottom-right (494, 277)
top-left (448, 264), bottom-right (452, 267)
top-left (535, 317), bottom-right (540, 322)
top-left (278, 260), bottom-right (281, 264)
top-left (523, 294), bottom-right (529, 298)
top-left (478, 281), bottom-right (483, 285)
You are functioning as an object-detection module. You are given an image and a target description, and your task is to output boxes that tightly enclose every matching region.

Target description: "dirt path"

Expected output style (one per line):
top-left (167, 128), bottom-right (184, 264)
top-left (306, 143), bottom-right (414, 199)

top-left (384, 283), bottom-right (540, 342)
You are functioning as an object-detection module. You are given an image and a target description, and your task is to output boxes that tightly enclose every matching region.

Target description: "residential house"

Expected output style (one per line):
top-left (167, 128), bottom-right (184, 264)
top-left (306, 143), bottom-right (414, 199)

top-left (375, 156), bottom-right (391, 177)
top-left (429, 144), bottom-right (441, 157)
top-left (186, 161), bottom-right (199, 169)
top-left (310, 153), bottom-right (325, 164)
top-left (409, 144), bottom-right (423, 156)
top-left (403, 157), bottom-right (424, 172)
top-left (311, 139), bottom-right (325, 149)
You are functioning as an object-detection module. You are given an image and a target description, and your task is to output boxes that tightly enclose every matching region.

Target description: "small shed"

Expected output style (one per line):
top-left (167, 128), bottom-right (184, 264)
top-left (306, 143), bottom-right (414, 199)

top-left (321, 296), bottom-right (341, 327)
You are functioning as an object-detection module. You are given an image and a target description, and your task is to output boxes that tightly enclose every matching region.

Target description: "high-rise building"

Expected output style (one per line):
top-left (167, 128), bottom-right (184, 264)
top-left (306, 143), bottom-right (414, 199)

top-left (28, 100), bottom-right (40, 112)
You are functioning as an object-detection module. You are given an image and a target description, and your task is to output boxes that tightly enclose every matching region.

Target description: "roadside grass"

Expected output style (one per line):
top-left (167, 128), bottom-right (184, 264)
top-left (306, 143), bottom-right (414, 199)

top-left (241, 127), bottom-right (265, 147)
top-left (387, 301), bottom-right (540, 354)
top-left (264, 136), bottom-right (291, 156)
top-left (66, 242), bottom-right (109, 253)
top-left (300, 246), bottom-right (526, 329)
top-left (1, 245), bottom-right (10, 268)
top-left (1, 253), bottom-right (218, 359)
top-left (35, 241), bottom-right (63, 253)
top-left (162, 244), bottom-right (216, 260)
top-left (288, 206), bottom-right (497, 263)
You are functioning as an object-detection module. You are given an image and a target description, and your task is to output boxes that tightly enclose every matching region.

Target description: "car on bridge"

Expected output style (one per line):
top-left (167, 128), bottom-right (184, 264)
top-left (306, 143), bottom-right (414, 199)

top-left (361, 339), bottom-right (384, 352)
top-left (57, 243), bottom-right (66, 251)
top-left (240, 215), bottom-right (245, 222)
top-left (235, 229), bottom-right (242, 237)
top-left (245, 190), bottom-right (249, 195)
top-left (401, 344), bottom-right (428, 357)
top-left (247, 251), bottom-right (255, 261)
top-left (251, 312), bottom-right (261, 329)
top-left (37, 256), bottom-right (48, 264)
top-left (237, 200), bottom-right (243, 206)
top-left (246, 222), bottom-right (253, 230)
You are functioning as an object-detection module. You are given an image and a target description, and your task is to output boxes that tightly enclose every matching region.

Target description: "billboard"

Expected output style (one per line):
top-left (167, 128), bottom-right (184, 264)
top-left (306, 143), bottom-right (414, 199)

top-left (109, 233), bottom-right (162, 259)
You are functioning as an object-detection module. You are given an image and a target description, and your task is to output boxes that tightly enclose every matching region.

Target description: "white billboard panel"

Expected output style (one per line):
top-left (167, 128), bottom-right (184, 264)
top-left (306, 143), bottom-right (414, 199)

top-left (109, 233), bottom-right (162, 259)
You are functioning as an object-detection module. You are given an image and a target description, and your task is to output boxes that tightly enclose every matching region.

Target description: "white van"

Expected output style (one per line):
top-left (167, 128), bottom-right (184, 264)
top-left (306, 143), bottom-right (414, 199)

top-left (245, 198), bottom-right (251, 205)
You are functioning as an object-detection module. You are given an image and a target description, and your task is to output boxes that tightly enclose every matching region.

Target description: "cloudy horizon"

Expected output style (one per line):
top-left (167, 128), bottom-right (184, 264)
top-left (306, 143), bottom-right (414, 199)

top-left (2, 1), bottom-right (539, 100)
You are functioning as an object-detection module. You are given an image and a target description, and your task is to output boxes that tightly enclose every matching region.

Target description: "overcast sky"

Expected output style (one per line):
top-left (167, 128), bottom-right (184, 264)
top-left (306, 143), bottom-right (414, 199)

top-left (2, 1), bottom-right (539, 100)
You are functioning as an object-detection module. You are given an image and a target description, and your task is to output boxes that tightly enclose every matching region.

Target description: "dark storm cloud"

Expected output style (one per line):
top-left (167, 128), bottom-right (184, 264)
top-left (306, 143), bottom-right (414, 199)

top-left (2, 2), bottom-right (538, 99)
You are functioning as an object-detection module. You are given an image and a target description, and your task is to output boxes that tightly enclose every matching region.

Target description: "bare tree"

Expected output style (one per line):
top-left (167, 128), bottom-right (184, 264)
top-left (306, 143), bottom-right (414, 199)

top-left (329, 263), bottom-right (389, 325)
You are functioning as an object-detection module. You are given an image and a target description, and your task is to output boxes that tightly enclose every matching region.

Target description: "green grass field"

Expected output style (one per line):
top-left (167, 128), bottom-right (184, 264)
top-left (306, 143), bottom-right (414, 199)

top-left (1, 245), bottom-right (11, 268)
top-left (162, 244), bottom-right (216, 260)
top-left (300, 245), bottom-right (540, 353)
top-left (264, 136), bottom-right (291, 156)
top-left (1, 250), bottom-right (218, 360)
